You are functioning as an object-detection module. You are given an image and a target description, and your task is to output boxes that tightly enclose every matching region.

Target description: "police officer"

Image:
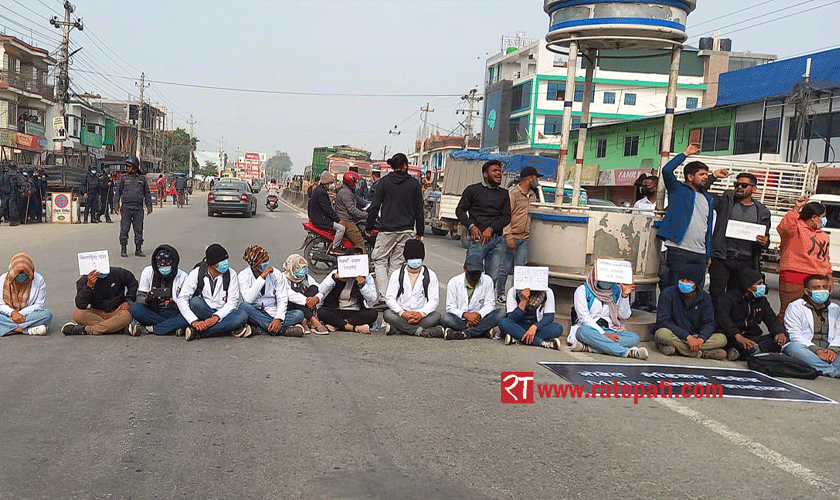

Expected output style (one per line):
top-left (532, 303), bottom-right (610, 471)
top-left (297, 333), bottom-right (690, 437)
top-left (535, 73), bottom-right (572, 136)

top-left (98, 164), bottom-right (113, 223)
top-left (2, 162), bottom-right (21, 226)
top-left (31, 167), bottom-right (46, 223)
top-left (0, 163), bottom-right (9, 225)
top-left (18, 167), bottom-right (34, 225)
top-left (116, 155), bottom-right (153, 258)
top-left (80, 165), bottom-right (101, 224)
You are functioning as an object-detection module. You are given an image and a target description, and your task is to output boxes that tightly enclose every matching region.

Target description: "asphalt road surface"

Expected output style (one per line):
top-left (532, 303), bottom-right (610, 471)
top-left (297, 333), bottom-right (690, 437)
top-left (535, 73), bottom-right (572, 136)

top-left (0, 192), bottom-right (839, 500)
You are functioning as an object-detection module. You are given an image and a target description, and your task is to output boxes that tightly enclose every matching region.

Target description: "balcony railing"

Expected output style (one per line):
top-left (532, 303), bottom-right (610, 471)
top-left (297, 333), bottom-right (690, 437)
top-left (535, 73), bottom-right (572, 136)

top-left (0, 69), bottom-right (54, 101)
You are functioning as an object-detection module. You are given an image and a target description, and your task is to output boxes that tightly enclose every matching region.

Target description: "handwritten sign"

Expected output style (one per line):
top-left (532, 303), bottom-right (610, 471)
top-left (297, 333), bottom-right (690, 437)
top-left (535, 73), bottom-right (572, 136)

top-left (595, 259), bottom-right (633, 285)
top-left (725, 220), bottom-right (766, 242)
top-left (78, 250), bottom-right (110, 276)
top-left (337, 254), bottom-right (369, 278)
top-left (513, 266), bottom-right (549, 291)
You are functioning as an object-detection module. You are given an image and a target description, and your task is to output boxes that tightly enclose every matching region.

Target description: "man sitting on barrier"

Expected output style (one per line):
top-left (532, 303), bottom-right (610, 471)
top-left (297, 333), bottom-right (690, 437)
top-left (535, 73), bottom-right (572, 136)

top-left (383, 239), bottom-right (443, 338)
top-left (782, 274), bottom-right (840, 378)
top-left (441, 253), bottom-right (505, 341)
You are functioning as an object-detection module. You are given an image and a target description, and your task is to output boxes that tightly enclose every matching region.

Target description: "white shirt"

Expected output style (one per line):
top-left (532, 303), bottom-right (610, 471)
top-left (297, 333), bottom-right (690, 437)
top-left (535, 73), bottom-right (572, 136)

top-left (568, 284), bottom-right (632, 344)
top-left (0, 272), bottom-right (47, 316)
top-left (318, 273), bottom-right (378, 308)
top-left (176, 267), bottom-right (240, 324)
top-left (505, 287), bottom-right (556, 323)
top-left (784, 298), bottom-right (840, 349)
top-left (287, 275), bottom-right (323, 307)
top-left (386, 266), bottom-right (440, 316)
top-left (137, 266), bottom-right (188, 301)
top-left (632, 197), bottom-right (656, 213)
top-left (446, 273), bottom-right (496, 319)
top-left (238, 268), bottom-right (291, 319)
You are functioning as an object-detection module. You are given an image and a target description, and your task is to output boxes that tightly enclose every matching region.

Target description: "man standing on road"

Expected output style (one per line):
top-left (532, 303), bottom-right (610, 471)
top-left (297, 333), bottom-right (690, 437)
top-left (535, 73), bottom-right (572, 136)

top-left (456, 160), bottom-right (511, 298)
top-left (1, 162), bottom-right (21, 226)
top-left (80, 165), bottom-right (101, 224)
top-left (632, 175), bottom-right (661, 311)
top-left (308, 171), bottom-right (345, 255)
top-left (98, 166), bottom-right (114, 223)
top-left (497, 166), bottom-right (540, 304)
top-left (116, 155), bottom-right (153, 258)
top-left (365, 153), bottom-right (424, 301)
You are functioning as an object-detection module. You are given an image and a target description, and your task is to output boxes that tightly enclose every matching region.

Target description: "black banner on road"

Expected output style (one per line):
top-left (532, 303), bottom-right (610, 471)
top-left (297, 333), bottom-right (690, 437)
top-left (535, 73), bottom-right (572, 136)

top-left (539, 362), bottom-right (835, 404)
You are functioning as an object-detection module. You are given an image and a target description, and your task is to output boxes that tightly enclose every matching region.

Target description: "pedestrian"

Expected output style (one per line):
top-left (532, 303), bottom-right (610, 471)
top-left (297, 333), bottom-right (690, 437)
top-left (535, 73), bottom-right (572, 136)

top-left (334, 172), bottom-right (368, 252)
top-left (80, 165), bottom-right (101, 224)
top-left (0, 252), bottom-right (51, 336)
top-left (367, 171), bottom-right (380, 202)
top-left (498, 284), bottom-right (563, 349)
top-left (98, 166), bottom-right (114, 223)
top-left (155, 174), bottom-right (165, 208)
top-left (237, 245), bottom-right (305, 337)
top-left (441, 253), bottom-right (505, 341)
top-left (382, 239), bottom-right (443, 338)
top-left (308, 172), bottom-right (345, 255)
top-left (115, 155), bottom-right (153, 258)
top-left (175, 174), bottom-right (187, 208)
top-left (62, 267), bottom-right (138, 336)
top-left (497, 166), bottom-right (540, 304)
top-left (365, 153), bottom-right (425, 301)
top-left (456, 159), bottom-right (512, 299)
top-left (777, 197), bottom-right (832, 321)
top-left (707, 172), bottom-right (771, 309)
top-left (658, 143), bottom-right (716, 290)
top-left (568, 267), bottom-right (647, 358)
top-left (316, 247), bottom-right (380, 334)
top-left (282, 253), bottom-right (329, 334)
top-left (631, 174), bottom-right (662, 311)
top-left (782, 274), bottom-right (840, 378)
top-left (128, 244), bottom-right (190, 336)
top-left (169, 178), bottom-right (177, 206)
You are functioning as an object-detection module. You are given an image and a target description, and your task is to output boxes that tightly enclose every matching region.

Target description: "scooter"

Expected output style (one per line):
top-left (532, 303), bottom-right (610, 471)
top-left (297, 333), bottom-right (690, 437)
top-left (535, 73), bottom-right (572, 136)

top-left (266, 195), bottom-right (279, 211)
top-left (301, 220), bottom-right (377, 272)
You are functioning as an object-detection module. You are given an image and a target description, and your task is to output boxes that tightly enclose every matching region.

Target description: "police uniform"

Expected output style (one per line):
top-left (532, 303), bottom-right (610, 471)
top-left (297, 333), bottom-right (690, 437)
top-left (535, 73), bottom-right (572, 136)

top-left (98, 169), bottom-right (113, 223)
top-left (117, 162), bottom-right (153, 257)
top-left (18, 169), bottom-right (33, 224)
top-left (31, 169), bottom-right (46, 223)
top-left (81, 169), bottom-right (101, 223)
top-left (3, 166), bottom-right (21, 226)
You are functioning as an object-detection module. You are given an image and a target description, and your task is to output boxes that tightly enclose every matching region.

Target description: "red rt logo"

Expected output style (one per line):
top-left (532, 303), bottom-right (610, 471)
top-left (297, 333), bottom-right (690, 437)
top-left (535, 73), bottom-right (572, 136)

top-left (501, 372), bottom-right (534, 404)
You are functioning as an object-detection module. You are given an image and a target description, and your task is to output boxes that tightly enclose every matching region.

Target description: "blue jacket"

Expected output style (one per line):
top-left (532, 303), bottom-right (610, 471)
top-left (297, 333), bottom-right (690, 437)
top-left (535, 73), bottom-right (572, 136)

top-left (657, 153), bottom-right (715, 259)
top-left (655, 285), bottom-right (716, 341)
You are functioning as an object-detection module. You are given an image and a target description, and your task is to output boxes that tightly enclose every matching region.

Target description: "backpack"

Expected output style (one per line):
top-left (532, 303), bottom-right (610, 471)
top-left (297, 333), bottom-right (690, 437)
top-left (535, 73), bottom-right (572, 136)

top-left (192, 260), bottom-right (231, 297)
top-left (570, 283), bottom-right (621, 325)
top-left (747, 352), bottom-right (819, 380)
top-left (396, 265), bottom-right (430, 300)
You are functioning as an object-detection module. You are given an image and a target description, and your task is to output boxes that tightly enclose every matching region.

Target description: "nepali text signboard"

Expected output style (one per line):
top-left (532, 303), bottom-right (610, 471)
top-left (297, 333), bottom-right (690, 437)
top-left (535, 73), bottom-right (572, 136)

top-left (15, 132), bottom-right (41, 152)
top-left (51, 192), bottom-right (72, 223)
top-left (539, 362), bottom-right (834, 403)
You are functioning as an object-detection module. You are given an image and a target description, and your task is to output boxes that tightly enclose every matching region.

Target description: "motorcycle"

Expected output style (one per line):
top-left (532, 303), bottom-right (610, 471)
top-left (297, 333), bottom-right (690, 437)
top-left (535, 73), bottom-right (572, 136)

top-left (301, 220), bottom-right (377, 272)
top-left (266, 195), bottom-right (279, 211)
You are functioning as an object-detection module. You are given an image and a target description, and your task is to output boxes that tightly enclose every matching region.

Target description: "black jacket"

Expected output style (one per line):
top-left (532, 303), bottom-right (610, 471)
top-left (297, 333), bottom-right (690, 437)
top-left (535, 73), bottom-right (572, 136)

top-left (75, 267), bottom-right (138, 313)
top-left (715, 268), bottom-right (785, 341)
top-left (81, 173), bottom-right (100, 195)
top-left (322, 278), bottom-right (365, 310)
top-left (308, 183), bottom-right (339, 228)
top-left (117, 172), bottom-right (153, 210)
top-left (456, 183), bottom-right (512, 235)
top-left (365, 170), bottom-right (424, 236)
top-left (709, 186), bottom-right (771, 267)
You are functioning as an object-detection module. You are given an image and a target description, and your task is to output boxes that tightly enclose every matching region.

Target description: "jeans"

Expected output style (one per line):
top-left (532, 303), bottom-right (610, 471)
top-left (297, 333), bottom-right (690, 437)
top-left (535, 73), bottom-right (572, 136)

top-left (188, 296), bottom-right (248, 337)
top-left (129, 303), bottom-right (189, 335)
top-left (497, 316), bottom-right (563, 346)
top-left (382, 309), bottom-right (441, 335)
top-left (440, 309), bottom-right (505, 338)
top-left (575, 325), bottom-right (639, 357)
top-left (496, 238), bottom-right (529, 298)
top-left (0, 309), bottom-right (53, 336)
top-left (665, 247), bottom-right (707, 289)
top-left (371, 230), bottom-right (415, 300)
top-left (466, 235), bottom-right (505, 295)
top-left (238, 301), bottom-right (304, 334)
top-left (783, 342), bottom-right (840, 378)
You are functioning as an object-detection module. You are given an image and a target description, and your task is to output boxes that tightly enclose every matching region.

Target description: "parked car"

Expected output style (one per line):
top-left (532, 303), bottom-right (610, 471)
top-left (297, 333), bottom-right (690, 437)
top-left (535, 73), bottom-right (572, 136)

top-left (207, 178), bottom-right (258, 217)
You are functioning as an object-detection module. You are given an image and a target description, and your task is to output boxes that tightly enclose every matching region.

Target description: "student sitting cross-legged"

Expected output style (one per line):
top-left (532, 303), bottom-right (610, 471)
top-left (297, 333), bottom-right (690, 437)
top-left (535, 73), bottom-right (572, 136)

top-left (782, 274), bottom-right (840, 378)
top-left (238, 245), bottom-right (305, 337)
top-left (63, 266), bottom-right (137, 336)
top-left (128, 244), bottom-right (190, 336)
top-left (316, 247), bottom-right (380, 334)
top-left (568, 268), bottom-right (648, 359)
top-left (441, 253), bottom-right (504, 340)
top-left (498, 284), bottom-right (563, 350)
top-left (0, 252), bottom-right (52, 336)
top-left (382, 239), bottom-right (443, 338)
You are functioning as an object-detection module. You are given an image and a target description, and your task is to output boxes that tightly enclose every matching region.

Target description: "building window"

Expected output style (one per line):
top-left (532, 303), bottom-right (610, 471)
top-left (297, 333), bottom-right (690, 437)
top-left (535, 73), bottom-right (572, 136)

top-left (544, 116), bottom-right (580, 135)
top-left (624, 135), bottom-right (639, 157)
top-left (596, 138), bottom-right (607, 158)
top-left (511, 81), bottom-right (532, 112)
top-left (574, 84), bottom-right (594, 103)
top-left (699, 125), bottom-right (731, 152)
top-left (734, 118), bottom-right (781, 155)
top-left (509, 116), bottom-right (530, 144)
top-left (547, 82), bottom-right (564, 101)
top-left (624, 93), bottom-right (637, 106)
top-left (603, 92), bottom-right (616, 104)
top-left (686, 97), bottom-right (699, 109)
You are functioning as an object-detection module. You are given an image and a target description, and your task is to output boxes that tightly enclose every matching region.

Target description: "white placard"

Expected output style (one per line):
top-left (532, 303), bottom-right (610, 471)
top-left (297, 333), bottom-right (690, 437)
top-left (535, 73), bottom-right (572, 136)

top-left (513, 266), bottom-right (549, 291)
top-left (725, 220), bottom-right (766, 242)
top-left (595, 259), bottom-right (634, 285)
top-left (77, 250), bottom-right (110, 276)
top-left (337, 254), bottom-right (369, 278)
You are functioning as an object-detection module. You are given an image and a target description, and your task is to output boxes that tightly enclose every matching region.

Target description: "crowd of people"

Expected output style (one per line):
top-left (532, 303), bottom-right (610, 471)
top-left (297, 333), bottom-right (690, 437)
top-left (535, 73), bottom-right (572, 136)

top-left (0, 162), bottom-right (48, 226)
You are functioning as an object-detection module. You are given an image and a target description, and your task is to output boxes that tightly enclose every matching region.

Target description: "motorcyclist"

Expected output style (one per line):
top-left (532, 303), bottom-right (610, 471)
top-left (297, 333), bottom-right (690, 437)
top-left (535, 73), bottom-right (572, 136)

top-left (266, 179), bottom-right (280, 197)
top-left (335, 172), bottom-right (368, 252)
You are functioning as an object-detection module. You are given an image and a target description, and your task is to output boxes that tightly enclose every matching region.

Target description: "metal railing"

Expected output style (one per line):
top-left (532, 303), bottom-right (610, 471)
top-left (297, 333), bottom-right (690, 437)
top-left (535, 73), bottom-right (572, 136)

top-left (0, 69), bottom-right (54, 101)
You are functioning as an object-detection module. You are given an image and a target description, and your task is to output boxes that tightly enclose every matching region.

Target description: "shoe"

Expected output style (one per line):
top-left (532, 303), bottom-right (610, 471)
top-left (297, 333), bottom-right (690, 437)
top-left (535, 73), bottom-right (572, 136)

top-left (232, 325), bottom-right (252, 338)
top-left (656, 342), bottom-right (676, 356)
top-left (496, 295), bottom-right (506, 305)
top-left (443, 328), bottom-right (467, 340)
top-left (91, 219), bottom-right (99, 224)
top-left (27, 325), bottom-right (48, 336)
top-left (185, 327), bottom-right (199, 341)
top-left (627, 347), bottom-right (649, 360)
top-left (128, 323), bottom-right (148, 337)
top-left (105, 219), bottom-right (113, 223)
top-left (354, 324), bottom-right (371, 334)
top-left (61, 322), bottom-right (86, 335)
top-left (284, 324), bottom-right (306, 337)
top-left (503, 334), bottom-right (521, 346)
top-left (326, 324), bottom-right (337, 332)
top-left (120, 245), bottom-right (128, 258)
top-left (9, 222), bottom-right (19, 226)
top-left (421, 326), bottom-right (445, 338)
top-left (726, 347), bottom-right (740, 361)
top-left (570, 341), bottom-right (588, 352)
top-left (542, 338), bottom-right (562, 350)
top-left (702, 348), bottom-right (727, 360)
top-left (302, 325), bottom-right (312, 335)
top-left (384, 323), bottom-right (395, 336)
top-left (135, 248), bottom-right (146, 258)
top-left (174, 328), bottom-right (185, 337)
top-left (314, 325), bottom-right (329, 335)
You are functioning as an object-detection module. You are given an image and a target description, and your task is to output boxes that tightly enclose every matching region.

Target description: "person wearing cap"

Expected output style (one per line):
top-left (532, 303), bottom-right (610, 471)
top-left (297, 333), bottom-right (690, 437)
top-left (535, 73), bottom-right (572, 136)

top-left (654, 265), bottom-right (727, 359)
top-left (62, 266), bottom-right (138, 336)
top-left (383, 239), bottom-right (443, 337)
top-left (237, 245), bottom-right (305, 337)
top-left (307, 171), bottom-right (345, 255)
top-left (116, 155), bottom-right (153, 258)
top-left (175, 243), bottom-right (250, 341)
top-left (456, 160), bottom-right (512, 301)
top-left (317, 247), bottom-right (379, 334)
top-left (497, 165), bottom-right (541, 304)
top-left (128, 244), bottom-right (190, 336)
top-left (441, 253), bottom-right (504, 340)
top-left (0, 252), bottom-right (51, 336)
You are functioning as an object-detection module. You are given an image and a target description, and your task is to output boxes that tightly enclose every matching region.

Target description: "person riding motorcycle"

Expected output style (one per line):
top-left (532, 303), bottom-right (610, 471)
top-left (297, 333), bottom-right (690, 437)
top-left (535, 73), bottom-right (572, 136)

top-left (266, 179), bottom-right (280, 197)
top-left (334, 172), bottom-right (369, 252)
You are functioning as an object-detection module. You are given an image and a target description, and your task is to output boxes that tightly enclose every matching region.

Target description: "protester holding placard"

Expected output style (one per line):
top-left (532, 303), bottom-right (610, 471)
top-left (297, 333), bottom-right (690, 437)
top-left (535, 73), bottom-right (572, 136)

top-left (568, 268), bottom-right (647, 359)
top-left (383, 240), bottom-right (443, 338)
top-left (498, 284), bottom-right (562, 349)
top-left (0, 253), bottom-right (51, 336)
top-left (441, 253), bottom-right (505, 341)
top-left (782, 274), bottom-right (840, 378)
top-left (128, 245), bottom-right (190, 336)
top-left (497, 166), bottom-right (541, 304)
top-left (283, 254), bottom-right (329, 334)
top-left (63, 267), bottom-right (137, 336)
top-left (777, 197), bottom-right (832, 321)
top-left (317, 247), bottom-right (379, 334)
top-left (237, 245), bottom-right (305, 337)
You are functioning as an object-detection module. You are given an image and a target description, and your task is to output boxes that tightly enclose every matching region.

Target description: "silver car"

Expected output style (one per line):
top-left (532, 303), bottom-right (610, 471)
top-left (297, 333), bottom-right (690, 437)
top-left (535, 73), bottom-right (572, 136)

top-left (207, 178), bottom-right (258, 217)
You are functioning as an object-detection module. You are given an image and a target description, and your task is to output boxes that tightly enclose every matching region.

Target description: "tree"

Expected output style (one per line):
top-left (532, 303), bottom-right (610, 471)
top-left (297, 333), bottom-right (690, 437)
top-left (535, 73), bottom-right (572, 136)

top-left (265, 150), bottom-right (292, 181)
top-left (197, 161), bottom-right (217, 177)
top-left (163, 128), bottom-right (199, 174)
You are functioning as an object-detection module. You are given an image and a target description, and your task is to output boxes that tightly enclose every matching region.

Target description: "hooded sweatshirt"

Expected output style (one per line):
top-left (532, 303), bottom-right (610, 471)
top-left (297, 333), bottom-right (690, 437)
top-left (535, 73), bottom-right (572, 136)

top-left (714, 268), bottom-right (785, 342)
top-left (365, 170), bottom-right (424, 236)
top-left (136, 245), bottom-right (188, 311)
top-left (75, 267), bottom-right (138, 313)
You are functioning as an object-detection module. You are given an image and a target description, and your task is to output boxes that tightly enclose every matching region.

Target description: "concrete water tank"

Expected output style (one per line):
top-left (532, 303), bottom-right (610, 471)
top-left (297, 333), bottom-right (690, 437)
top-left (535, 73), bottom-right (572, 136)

top-left (544, 0), bottom-right (697, 51)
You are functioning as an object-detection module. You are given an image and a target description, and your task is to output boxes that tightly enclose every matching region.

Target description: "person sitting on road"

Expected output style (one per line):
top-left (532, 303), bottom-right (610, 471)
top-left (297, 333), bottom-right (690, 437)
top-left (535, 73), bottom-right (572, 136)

top-left (237, 245), bottom-right (305, 337)
top-left (383, 239), bottom-right (443, 338)
top-left (498, 284), bottom-right (563, 350)
top-left (654, 265), bottom-right (728, 359)
top-left (334, 172), bottom-right (368, 253)
top-left (307, 171), bottom-right (344, 255)
top-left (176, 243), bottom-right (250, 341)
top-left (63, 266), bottom-right (138, 336)
top-left (282, 253), bottom-right (329, 334)
top-left (128, 244), bottom-right (190, 336)
top-left (441, 253), bottom-right (504, 341)
top-left (316, 247), bottom-right (379, 334)
top-left (568, 268), bottom-right (647, 359)
top-left (0, 252), bottom-right (51, 336)
top-left (782, 274), bottom-right (840, 378)
top-left (715, 268), bottom-right (787, 361)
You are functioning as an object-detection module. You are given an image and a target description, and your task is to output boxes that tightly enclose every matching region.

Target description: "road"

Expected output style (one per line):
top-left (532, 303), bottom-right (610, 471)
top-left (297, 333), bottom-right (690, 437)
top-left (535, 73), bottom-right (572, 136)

top-left (0, 192), bottom-right (838, 500)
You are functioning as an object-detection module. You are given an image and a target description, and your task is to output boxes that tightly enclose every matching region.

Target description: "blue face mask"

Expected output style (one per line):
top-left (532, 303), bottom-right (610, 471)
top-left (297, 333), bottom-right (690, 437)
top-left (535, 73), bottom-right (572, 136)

top-left (98, 273), bottom-right (109, 279)
top-left (596, 281), bottom-right (615, 290)
top-left (216, 260), bottom-right (229, 273)
top-left (15, 273), bottom-right (28, 283)
top-left (752, 284), bottom-right (766, 298)
top-left (407, 259), bottom-right (423, 270)
top-left (678, 280), bottom-right (696, 294)
top-left (821, 217), bottom-right (828, 228)
top-left (158, 266), bottom-right (172, 276)
top-left (261, 261), bottom-right (272, 271)
top-left (293, 267), bottom-right (307, 279)
top-left (811, 289), bottom-right (830, 304)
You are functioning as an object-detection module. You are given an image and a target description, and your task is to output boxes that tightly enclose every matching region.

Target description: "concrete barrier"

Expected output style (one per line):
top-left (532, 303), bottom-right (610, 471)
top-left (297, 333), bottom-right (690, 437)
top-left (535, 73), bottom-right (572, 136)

top-left (281, 188), bottom-right (308, 210)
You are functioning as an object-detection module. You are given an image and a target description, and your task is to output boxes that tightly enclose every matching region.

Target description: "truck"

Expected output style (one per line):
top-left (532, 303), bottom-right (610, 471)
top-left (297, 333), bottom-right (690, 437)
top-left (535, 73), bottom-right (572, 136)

top-left (310, 145), bottom-right (371, 181)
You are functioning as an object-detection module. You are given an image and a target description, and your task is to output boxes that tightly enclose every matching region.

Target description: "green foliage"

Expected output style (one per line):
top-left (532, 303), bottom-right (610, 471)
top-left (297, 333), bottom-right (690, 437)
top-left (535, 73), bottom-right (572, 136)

top-left (197, 161), bottom-right (218, 177)
top-left (163, 128), bottom-right (199, 174)
top-left (265, 150), bottom-right (293, 180)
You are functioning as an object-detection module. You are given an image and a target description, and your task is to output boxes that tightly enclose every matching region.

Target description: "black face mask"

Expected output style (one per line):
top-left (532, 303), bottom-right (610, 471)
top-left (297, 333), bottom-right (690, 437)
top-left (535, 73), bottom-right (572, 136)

top-left (640, 187), bottom-right (654, 197)
top-left (466, 271), bottom-right (482, 285)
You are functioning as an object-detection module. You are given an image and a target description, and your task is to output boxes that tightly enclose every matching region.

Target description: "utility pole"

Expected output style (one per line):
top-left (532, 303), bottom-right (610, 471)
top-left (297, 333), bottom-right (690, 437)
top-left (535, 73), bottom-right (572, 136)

top-left (219, 136), bottom-right (225, 178)
top-left (50, 1), bottom-right (83, 140)
top-left (187, 115), bottom-right (196, 179)
top-left (457, 88), bottom-right (483, 150)
top-left (417, 103), bottom-right (434, 172)
top-left (135, 72), bottom-right (147, 160)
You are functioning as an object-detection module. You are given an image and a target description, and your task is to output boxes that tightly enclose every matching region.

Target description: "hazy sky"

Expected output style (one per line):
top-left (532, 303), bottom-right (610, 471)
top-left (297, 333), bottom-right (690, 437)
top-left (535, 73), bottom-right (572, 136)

top-left (4, 0), bottom-right (839, 173)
